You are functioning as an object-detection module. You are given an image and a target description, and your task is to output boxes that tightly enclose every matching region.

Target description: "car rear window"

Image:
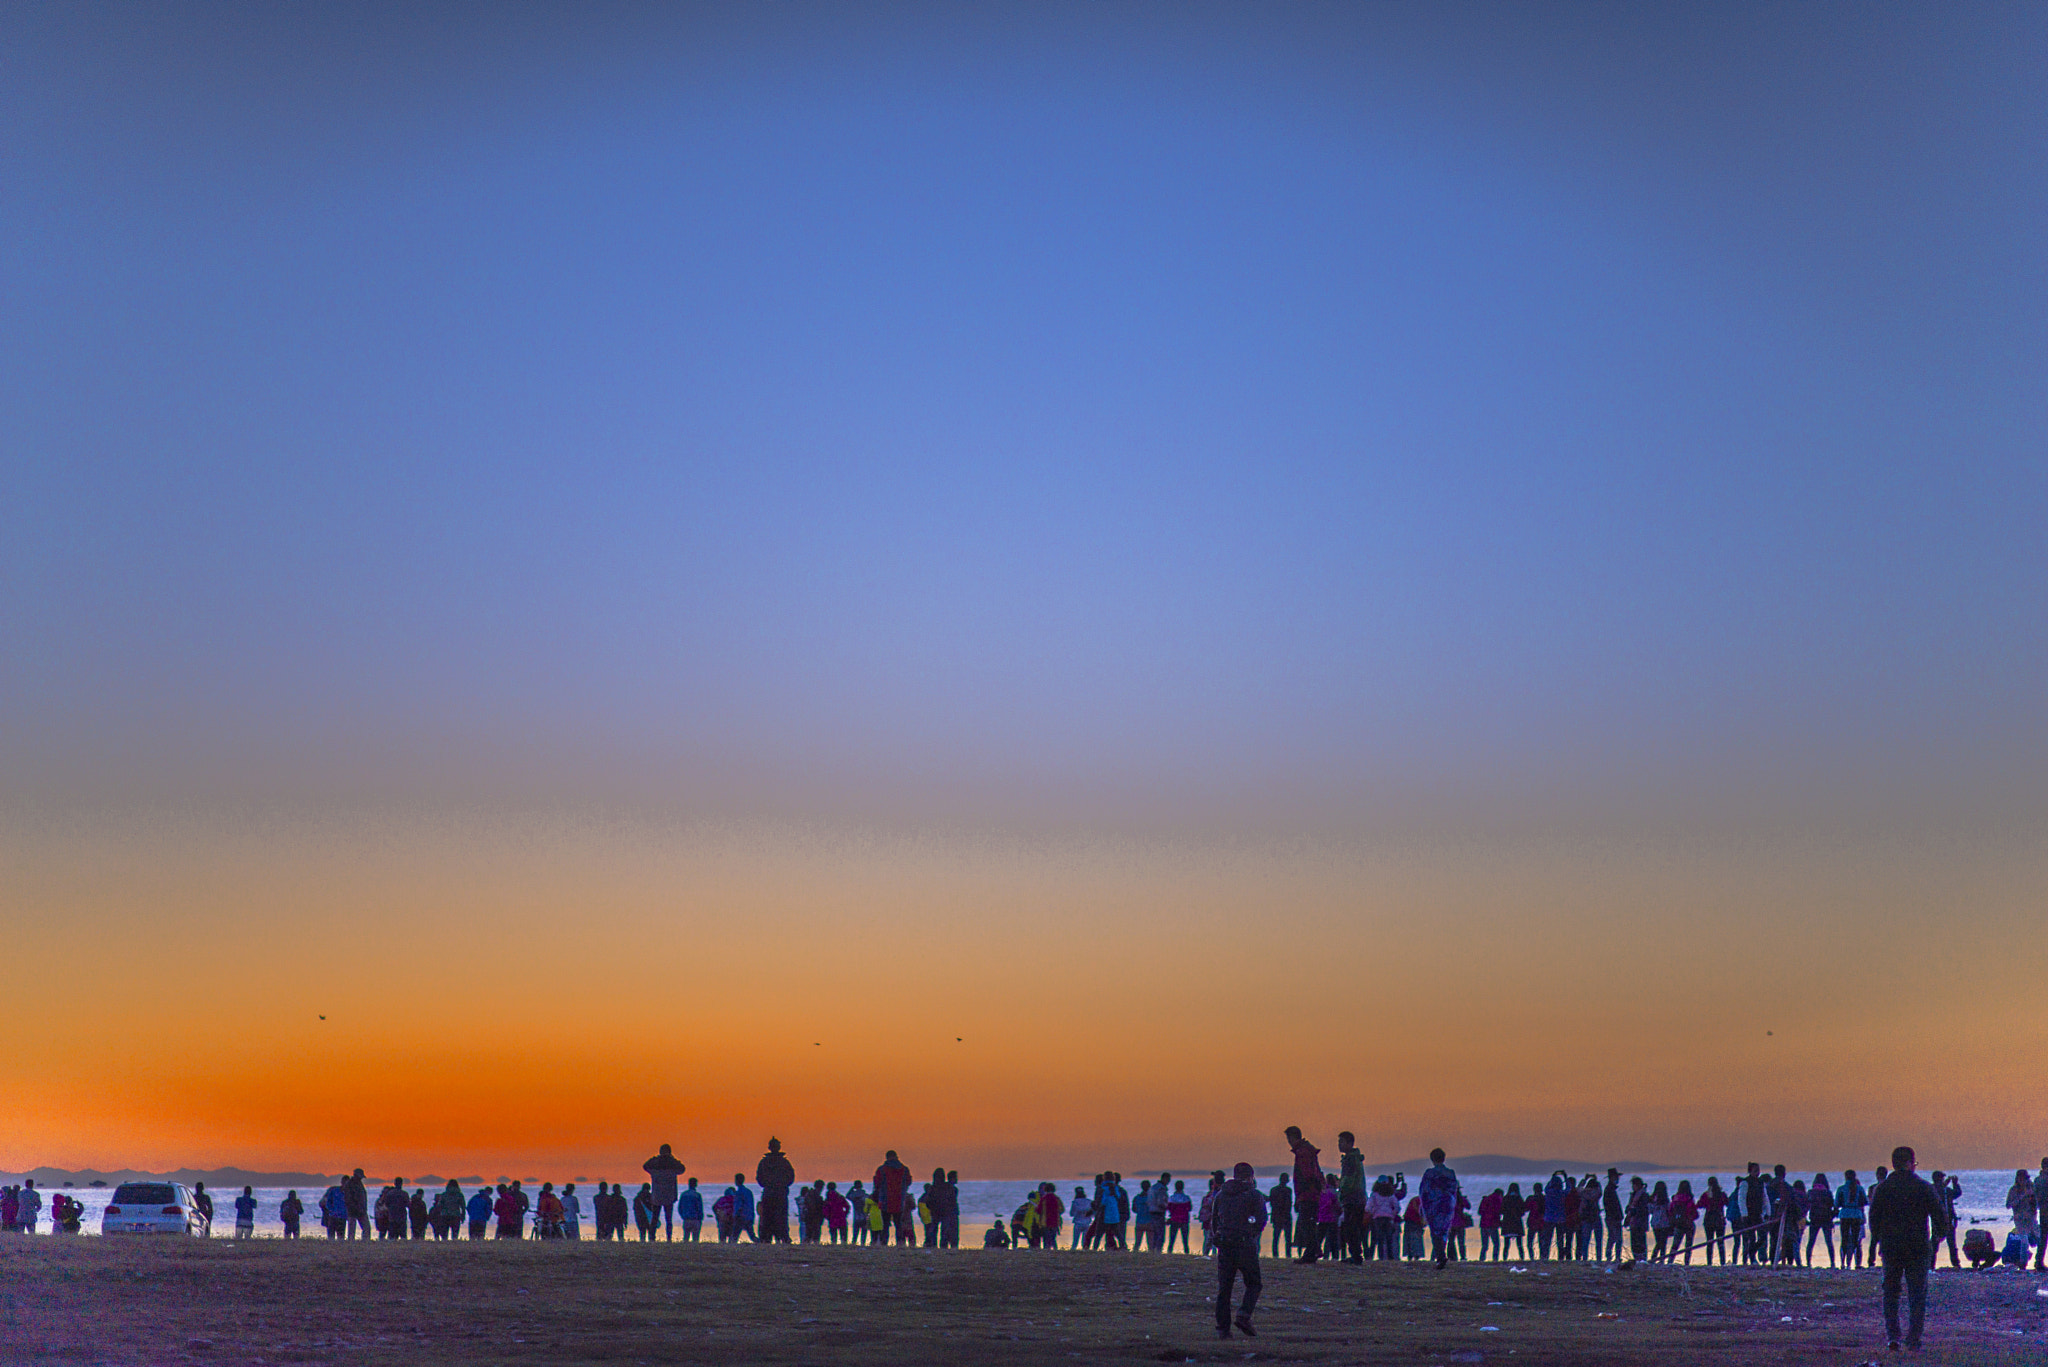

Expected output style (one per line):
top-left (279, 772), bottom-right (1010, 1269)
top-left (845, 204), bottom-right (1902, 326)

top-left (111, 1184), bottom-right (176, 1204)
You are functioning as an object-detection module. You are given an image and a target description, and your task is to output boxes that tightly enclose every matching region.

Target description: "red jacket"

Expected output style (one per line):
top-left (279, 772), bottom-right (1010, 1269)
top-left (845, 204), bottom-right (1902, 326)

top-left (873, 1158), bottom-right (912, 1215)
top-left (1290, 1138), bottom-right (1323, 1206)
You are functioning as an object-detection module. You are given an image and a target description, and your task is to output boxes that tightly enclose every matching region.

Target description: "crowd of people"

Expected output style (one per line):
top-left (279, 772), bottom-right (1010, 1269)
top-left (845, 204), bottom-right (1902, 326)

top-left (10, 1135), bottom-right (2037, 1351)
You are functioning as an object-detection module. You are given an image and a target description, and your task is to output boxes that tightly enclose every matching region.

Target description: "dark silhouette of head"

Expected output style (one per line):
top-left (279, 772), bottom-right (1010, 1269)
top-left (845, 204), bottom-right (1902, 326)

top-left (767, 1138), bottom-right (781, 1152)
top-left (1892, 1146), bottom-right (1915, 1172)
top-left (1430, 1149), bottom-right (1446, 1164)
top-left (659, 1144), bottom-right (673, 1157)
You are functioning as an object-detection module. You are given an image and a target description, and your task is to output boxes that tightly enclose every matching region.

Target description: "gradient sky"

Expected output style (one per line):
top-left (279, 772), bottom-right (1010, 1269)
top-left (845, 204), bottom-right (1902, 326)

top-left (4, 2), bottom-right (2044, 1180)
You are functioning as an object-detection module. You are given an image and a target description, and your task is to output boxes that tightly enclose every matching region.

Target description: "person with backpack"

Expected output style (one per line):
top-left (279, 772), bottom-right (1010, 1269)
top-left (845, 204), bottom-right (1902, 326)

top-left (430, 1181), bottom-right (463, 1239)
top-left (320, 1182), bottom-right (347, 1239)
top-left (279, 1189), bottom-right (304, 1239)
top-left (1212, 1163), bottom-right (1267, 1340)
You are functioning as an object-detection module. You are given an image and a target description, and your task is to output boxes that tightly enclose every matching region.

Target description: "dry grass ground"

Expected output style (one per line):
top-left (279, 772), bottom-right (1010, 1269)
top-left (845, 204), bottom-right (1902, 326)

top-left (3, 1238), bottom-right (2044, 1366)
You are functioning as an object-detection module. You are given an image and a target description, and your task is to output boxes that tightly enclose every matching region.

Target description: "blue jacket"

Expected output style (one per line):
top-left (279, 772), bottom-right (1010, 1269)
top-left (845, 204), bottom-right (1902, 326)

top-left (678, 1187), bottom-right (704, 1219)
top-left (466, 1192), bottom-right (493, 1222)
top-left (733, 1185), bottom-right (755, 1223)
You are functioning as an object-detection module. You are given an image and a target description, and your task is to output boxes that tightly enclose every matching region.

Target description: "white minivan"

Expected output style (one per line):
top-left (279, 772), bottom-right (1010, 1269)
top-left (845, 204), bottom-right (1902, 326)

top-left (100, 1182), bottom-right (207, 1236)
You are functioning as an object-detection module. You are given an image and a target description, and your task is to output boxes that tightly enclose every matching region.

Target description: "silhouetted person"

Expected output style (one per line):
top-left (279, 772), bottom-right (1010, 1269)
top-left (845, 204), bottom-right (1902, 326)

top-left (1337, 1133), bottom-right (1367, 1263)
top-left (1869, 1146), bottom-right (1945, 1352)
top-left (938, 1169), bottom-right (961, 1249)
top-left (1284, 1127), bottom-right (1322, 1262)
top-left (679, 1177), bottom-right (704, 1241)
top-left (756, 1138), bottom-right (796, 1244)
top-left (1420, 1150), bottom-right (1461, 1270)
top-left (799, 1179), bottom-right (826, 1243)
top-left (643, 1143), bottom-right (686, 1240)
top-left (871, 1150), bottom-right (912, 1246)
top-left (343, 1169), bottom-right (371, 1241)
top-left (1213, 1163), bottom-right (1267, 1340)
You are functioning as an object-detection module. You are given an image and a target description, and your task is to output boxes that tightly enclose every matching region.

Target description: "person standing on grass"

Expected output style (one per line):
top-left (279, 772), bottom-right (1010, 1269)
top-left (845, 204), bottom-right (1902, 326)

top-left (642, 1144), bottom-right (686, 1241)
top-left (465, 1185), bottom-right (492, 1240)
top-left (1869, 1145), bottom-right (1945, 1352)
top-left (731, 1175), bottom-right (757, 1242)
top-left (280, 1189), bottom-right (304, 1239)
top-left (1212, 1163), bottom-right (1267, 1341)
top-left (342, 1170), bottom-right (370, 1241)
top-left (1166, 1180), bottom-right (1192, 1254)
top-left (940, 1170), bottom-right (962, 1250)
top-left (232, 1186), bottom-right (257, 1239)
top-left (1069, 1186), bottom-right (1091, 1250)
top-left (824, 1182), bottom-right (849, 1244)
top-left (1283, 1127), bottom-right (1323, 1263)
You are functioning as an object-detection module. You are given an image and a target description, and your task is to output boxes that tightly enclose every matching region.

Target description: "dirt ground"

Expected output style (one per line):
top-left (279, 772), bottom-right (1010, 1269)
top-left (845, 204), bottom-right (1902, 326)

top-left (3, 1238), bottom-right (2044, 1365)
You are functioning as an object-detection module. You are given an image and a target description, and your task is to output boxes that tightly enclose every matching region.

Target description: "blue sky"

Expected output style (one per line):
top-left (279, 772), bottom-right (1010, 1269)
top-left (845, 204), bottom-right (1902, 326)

top-left (6, 2), bottom-right (2043, 835)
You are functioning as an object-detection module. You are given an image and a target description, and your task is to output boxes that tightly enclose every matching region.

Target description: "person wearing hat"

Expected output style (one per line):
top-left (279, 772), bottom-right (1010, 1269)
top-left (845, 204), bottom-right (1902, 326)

top-left (1213, 1162), bottom-right (1268, 1340)
top-left (756, 1137), bottom-right (796, 1244)
top-left (641, 1143), bottom-right (687, 1240)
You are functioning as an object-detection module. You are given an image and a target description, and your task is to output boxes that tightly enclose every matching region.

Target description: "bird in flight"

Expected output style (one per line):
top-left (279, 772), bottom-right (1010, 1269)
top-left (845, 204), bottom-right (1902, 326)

top-left (319, 1015), bottom-right (326, 1021)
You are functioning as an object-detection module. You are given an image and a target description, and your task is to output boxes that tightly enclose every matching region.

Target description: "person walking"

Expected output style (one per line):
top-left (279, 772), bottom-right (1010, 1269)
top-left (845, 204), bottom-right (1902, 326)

top-left (1283, 1127), bottom-right (1323, 1263)
top-left (1212, 1163), bottom-right (1267, 1341)
top-left (755, 1138), bottom-right (795, 1244)
top-left (642, 1144), bottom-right (687, 1241)
top-left (1869, 1146), bottom-right (1946, 1352)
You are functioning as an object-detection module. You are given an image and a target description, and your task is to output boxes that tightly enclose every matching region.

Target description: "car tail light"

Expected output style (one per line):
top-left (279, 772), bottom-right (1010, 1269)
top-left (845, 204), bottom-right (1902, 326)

top-left (163, 1206), bottom-right (184, 1216)
top-left (105, 1205), bottom-right (122, 1215)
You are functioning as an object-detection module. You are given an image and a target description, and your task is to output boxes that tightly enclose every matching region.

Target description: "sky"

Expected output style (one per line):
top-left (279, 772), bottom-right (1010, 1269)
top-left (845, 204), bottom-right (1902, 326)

top-left (3, 2), bottom-right (2044, 1181)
